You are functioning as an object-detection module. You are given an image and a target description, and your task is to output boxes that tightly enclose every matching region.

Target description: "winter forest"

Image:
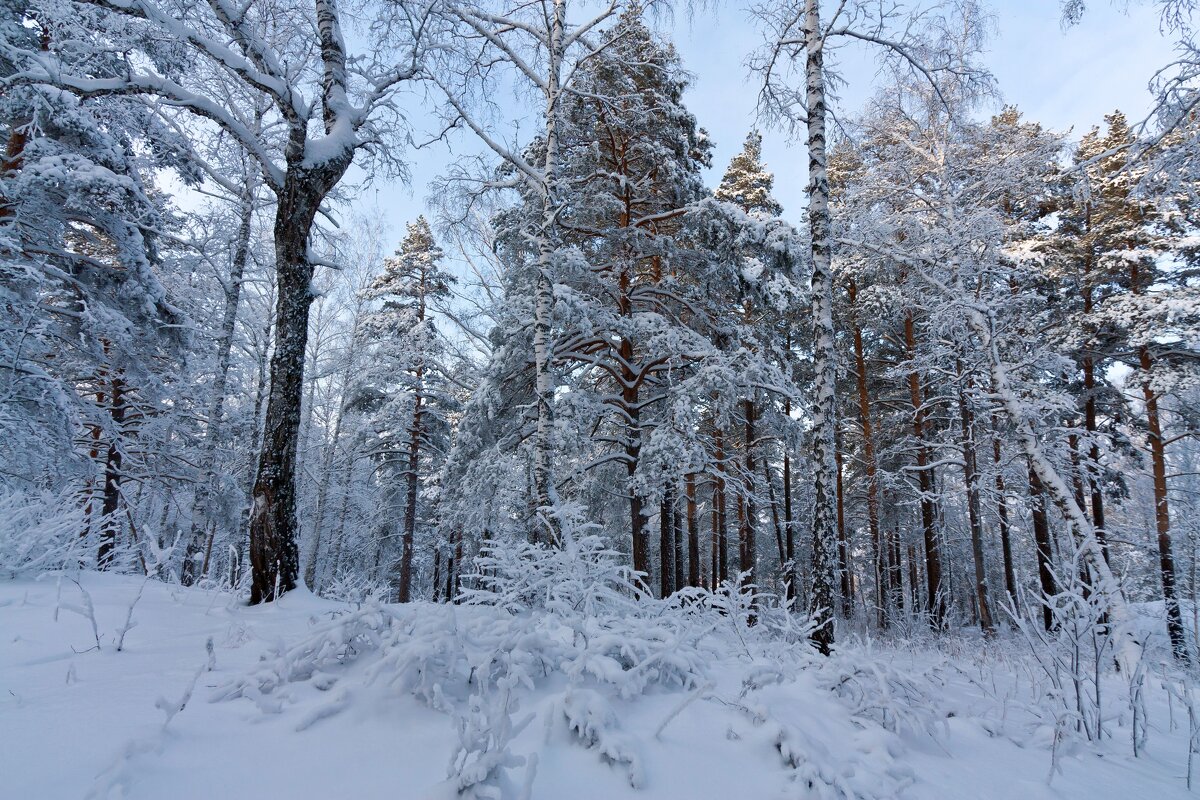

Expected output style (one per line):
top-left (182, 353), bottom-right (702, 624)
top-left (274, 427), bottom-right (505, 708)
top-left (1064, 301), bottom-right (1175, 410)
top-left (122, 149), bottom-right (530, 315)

top-left (4, 0), bottom-right (1200, 797)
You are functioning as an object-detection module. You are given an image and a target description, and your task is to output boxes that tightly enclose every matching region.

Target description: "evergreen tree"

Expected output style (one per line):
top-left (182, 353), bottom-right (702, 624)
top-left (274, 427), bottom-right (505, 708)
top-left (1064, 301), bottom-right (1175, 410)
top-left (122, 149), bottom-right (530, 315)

top-left (360, 216), bottom-right (456, 602)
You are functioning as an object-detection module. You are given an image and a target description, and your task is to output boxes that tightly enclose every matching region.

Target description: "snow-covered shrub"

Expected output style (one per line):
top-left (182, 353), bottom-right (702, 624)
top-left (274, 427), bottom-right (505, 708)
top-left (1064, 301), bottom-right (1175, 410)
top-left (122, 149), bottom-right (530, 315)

top-left (447, 676), bottom-right (535, 800)
top-left (213, 604), bottom-right (398, 711)
top-left (815, 645), bottom-right (948, 738)
top-left (461, 534), bottom-right (641, 617)
top-left (1008, 551), bottom-right (1125, 755)
top-left (463, 530), bottom-right (712, 697)
top-left (558, 688), bottom-right (644, 788)
top-left (321, 571), bottom-right (392, 606)
top-left (0, 490), bottom-right (88, 576)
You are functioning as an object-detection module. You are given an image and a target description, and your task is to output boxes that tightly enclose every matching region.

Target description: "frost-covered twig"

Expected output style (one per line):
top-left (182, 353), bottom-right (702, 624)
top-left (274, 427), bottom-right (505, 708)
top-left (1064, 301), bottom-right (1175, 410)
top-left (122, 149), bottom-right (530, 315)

top-left (115, 578), bottom-right (149, 652)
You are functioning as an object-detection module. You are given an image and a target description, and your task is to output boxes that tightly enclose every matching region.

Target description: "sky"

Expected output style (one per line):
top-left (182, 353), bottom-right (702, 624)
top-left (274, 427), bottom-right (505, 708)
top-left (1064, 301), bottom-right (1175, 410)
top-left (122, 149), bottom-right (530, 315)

top-left (357, 0), bottom-right (1175, 256)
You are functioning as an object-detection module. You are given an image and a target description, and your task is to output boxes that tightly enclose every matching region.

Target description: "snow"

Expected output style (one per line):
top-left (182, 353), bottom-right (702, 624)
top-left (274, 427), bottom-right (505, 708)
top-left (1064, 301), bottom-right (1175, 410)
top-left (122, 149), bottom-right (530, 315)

top-left (3, 572), bottom-right (1199, 799)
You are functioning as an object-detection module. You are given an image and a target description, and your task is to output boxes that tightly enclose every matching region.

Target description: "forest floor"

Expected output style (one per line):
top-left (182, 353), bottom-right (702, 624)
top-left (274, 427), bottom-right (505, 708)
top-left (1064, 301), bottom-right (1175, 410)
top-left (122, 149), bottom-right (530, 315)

top-left (1, 572), bottom-right (1197, 800)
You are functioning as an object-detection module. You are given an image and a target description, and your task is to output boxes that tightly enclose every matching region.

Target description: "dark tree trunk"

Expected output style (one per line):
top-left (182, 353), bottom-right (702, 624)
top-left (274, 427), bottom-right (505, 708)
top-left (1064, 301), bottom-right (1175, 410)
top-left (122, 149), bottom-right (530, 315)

top-left (431, 548), bottom-right (442, 603)
top-left (850, 280), bottom-right (885, 626)
top-left (908, 542), bottom-right (920, 611)
top-left (97, 376), bottom-right (125, 569)
top-left (764, 460), bottom-right (786, 582)
top-left (740, 399), bottom-right (757, 587)
top-left (888, 521), bottom-right (904, 613)
top-left (905, 311), bottom-right (944, 628)
top-left (249, 157), bottom-right (349, 605)
top-left (835, 442), bottom-right (851, 615)
top-left (659, 484), bottom-right (676, 598)
top-left (957, 364), bottom-right (994, 635)
top-left (783, 399), bottom-right (796, 601)
top-left (453, 527), bottom-right (464, 601)
top-left (992, 427), bottom-right (1019, 615)
top-left (444, 537), bottom-right (455, 603)
top-left (686, 472), bottom-right (700, 588)
top-left (397, 368), bottom-right (424, 602)
top-left (673, 480), bottom-right (685, 592)
top-left (1082, 362), bottom-right (1109, 555)
top-left (1029, 464), bottom-right (1058, 632)
top-left (624, 338), bottom-right (650, 589)
top-left (715, 425), bottom-right (729, 584)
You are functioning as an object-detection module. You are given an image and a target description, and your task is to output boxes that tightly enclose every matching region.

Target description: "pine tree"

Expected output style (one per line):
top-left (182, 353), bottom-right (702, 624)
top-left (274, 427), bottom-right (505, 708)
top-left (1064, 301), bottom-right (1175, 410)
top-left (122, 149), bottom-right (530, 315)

top-left (715, 131), bottom-right (783, 217)
top-left (361, 217), bottom-right (456, 602)
top-left (1053, 111), bottom-right (1197, 661)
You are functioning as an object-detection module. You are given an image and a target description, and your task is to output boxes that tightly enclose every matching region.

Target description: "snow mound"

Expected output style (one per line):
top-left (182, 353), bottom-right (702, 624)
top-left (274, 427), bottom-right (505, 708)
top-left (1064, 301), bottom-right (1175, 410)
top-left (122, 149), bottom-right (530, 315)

top-left (3, 569), bottom-right (1198, 799)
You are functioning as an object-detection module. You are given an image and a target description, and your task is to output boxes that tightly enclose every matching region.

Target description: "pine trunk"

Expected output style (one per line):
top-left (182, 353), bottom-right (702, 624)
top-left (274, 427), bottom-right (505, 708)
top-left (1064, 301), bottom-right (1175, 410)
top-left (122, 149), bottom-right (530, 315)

top-left (850, 281), bottom-right (884, 625)
top-left (783, 398), bottom-right (796, 601)
top-left (660, 486), bottom-right (676, 598)
top-left (905, 311), bottom-right (944, 627)
top-left (686, 472), bottom-right (700, 587)
top-left (956, 364), bottom-right (994, 635)
top-left (740, 399), bottom-right (757, 589)
top-left (992, 427), bottom-right (1019, 615)
top-left (835, 443), bottom-right (852, 615)
top-left (1140, 346), bottom-right (1190, 662)
top-left (397, 368), bottom-right (424, 602)
top-left (715, 424), bottom-right (729, 584)
top-left (97, 376), bottom-right (125, 569)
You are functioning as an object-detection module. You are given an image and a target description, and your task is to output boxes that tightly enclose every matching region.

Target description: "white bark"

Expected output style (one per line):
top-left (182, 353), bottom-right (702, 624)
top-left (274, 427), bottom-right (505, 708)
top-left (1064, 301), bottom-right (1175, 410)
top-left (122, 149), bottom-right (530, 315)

top-left (804, 0), bottom-right (838, 653)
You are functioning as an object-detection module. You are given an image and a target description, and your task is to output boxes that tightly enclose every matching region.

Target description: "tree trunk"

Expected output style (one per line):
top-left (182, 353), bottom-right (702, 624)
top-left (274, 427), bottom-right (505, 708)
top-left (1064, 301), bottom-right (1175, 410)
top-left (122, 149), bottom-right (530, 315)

top-left (660, 484), bottom-right (676, 597)
top-left (783, 397), bottom-right (796, 601)
top-left (249, 165), bottom-right (341, 605)
top-left (905, 311), bottom-right (945, 628)
top-left (715, 424), bottom-right (729, 584)
top-left (740, 399), bottom-right (757, 589)
top-left (888, 520), bottom-right (904, 614)
top-left (1140, 346), bottom-right (1190, 662)
top-left (673, 480), bottom-right (685, 591)
top-left (710, 475), bottom-right (720, 588)
top-left (431, 548), bottom-right (442, 602)
top-left (764, 459), bottom-right (786, 584)
top-left (397, 365), bottom-right (425, 602)
top-left (1028, 464), bottom-right (1058, 632)
top-left (992, 425), bottom-right (1019, 616)
top-left (956, 363), bottom-right (994, 635)
top-left (623, 339), bottom-right (650, 587)
top-left (849, 280), bottom-right (885, 626)
top-left (835, 442), bottom-right (852, 615)
top-left (453, 527), bottom-right (464, 601)
top-left (97, 376), bottom-right (125, 569)
top-left (686, 472), bottom-right (699, 587)
top-left (529, 0), bottom-right (566, 544)
top-left (803, 0), bottom-right (837, 655)
top-left (1082, 355), bottom-right (1110, 561)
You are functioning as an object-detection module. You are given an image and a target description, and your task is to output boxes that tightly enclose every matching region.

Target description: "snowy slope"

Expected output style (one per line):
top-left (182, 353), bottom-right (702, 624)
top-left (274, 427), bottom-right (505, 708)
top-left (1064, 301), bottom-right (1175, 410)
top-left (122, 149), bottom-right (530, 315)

top-left (1, 573), bottom-right (1195, 800)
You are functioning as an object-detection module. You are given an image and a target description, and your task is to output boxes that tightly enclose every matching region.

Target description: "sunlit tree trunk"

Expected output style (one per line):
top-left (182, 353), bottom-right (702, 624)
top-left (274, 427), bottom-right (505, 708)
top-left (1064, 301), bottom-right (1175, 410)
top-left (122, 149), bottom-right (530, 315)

top-left (802, 0), bottom-right (838, 654)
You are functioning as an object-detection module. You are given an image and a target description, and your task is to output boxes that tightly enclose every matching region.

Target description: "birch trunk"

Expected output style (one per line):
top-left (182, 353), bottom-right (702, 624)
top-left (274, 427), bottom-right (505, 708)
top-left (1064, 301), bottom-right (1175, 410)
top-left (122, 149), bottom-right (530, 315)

top-left (530, 0), bottom-right (566, 543)
top-left (804, 0), bottom-right (837, 654)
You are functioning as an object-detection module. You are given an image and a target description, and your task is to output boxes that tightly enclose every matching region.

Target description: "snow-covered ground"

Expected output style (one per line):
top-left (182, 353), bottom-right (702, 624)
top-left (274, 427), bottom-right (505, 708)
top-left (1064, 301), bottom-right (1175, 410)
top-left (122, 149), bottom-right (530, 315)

top-left (1, 572), bottom-right (1196, 799)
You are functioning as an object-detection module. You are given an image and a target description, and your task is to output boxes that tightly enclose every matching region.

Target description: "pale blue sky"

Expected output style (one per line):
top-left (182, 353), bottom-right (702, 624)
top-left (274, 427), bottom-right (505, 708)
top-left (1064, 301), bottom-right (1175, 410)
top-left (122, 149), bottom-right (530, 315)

top-left (358, 1), bottom-right (1172, 252)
